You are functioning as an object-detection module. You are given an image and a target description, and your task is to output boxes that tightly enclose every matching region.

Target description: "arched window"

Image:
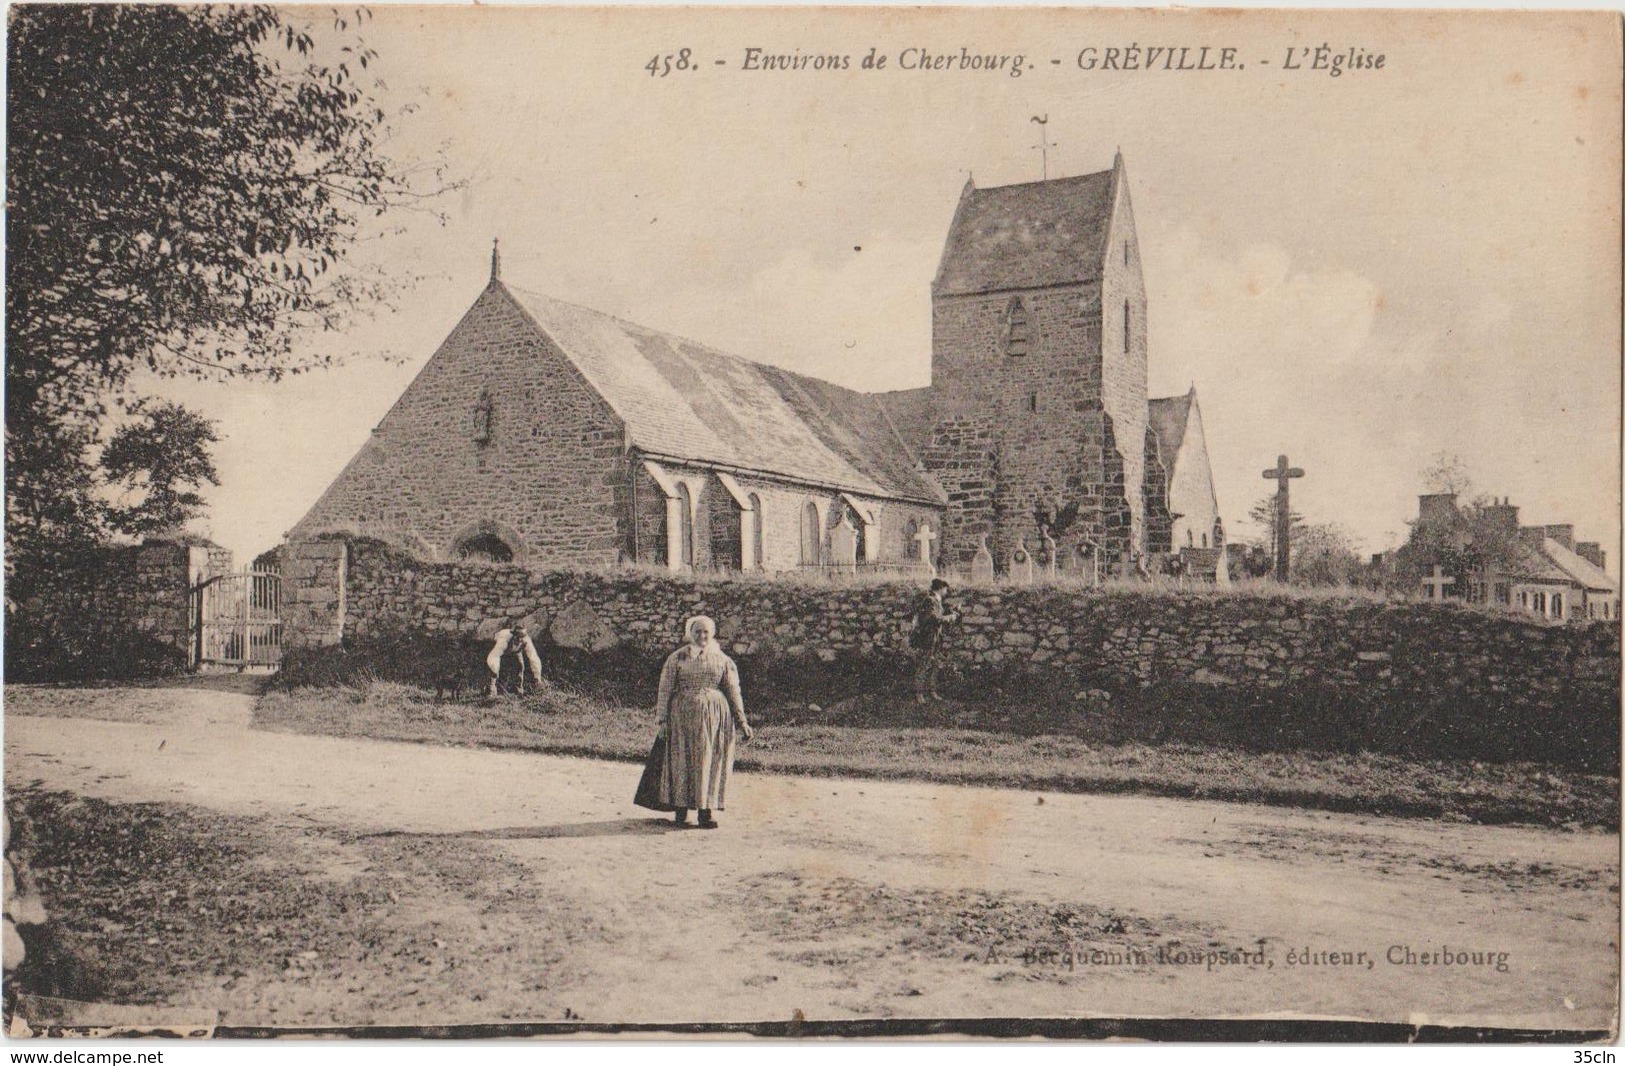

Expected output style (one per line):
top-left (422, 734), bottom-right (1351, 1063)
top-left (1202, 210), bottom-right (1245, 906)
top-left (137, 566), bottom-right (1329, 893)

top-left (455, 533), bottom-right (513, 563)
top-left (1123, 300), bottom-right (1132, 354)
top-left (904, 518), bottom-right (920, 560)
top-left (749, 493), bottom-right (764, 569)
top-left (1533, 591), bottom-right (1546, 615)
top-left (1202, 533), bottom-right (1209, 549)
top-left (800, 501), bottom-right (821, 565)
top-left (1186, 529), bottom-right (1194, 548)
top-left (676, 483), bottom-right (695, 568)
top-left (1004, 297), bottom-right (1029, 357)
top-left (1551, 593), bottom-right (1564, 619)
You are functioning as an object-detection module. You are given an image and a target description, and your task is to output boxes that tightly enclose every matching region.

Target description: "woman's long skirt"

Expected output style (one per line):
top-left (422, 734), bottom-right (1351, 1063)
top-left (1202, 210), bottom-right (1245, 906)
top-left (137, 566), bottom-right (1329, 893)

top-left (660, 688), bottom-right (737, 811)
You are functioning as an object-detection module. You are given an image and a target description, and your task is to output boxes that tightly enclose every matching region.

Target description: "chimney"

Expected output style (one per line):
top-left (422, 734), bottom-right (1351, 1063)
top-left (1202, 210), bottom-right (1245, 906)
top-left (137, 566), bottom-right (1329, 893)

top-left (1417, 493), bottom-right (1458, 527)
top-left (1576, 542), bottom-right (1606, 570)
top-left (1479, 497), bottom-right (1520, 534)
top-left (1543, 524), bottom-right (1575, 551)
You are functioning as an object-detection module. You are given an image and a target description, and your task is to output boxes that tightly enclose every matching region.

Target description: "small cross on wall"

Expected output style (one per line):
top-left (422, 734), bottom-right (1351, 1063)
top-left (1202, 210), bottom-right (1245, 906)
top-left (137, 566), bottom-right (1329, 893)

top-left (1420, 564), bottom-right (1456, 601)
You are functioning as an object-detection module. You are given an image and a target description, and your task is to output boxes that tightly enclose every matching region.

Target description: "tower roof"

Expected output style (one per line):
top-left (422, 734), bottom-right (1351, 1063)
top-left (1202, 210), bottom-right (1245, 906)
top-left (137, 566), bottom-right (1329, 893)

top-left (933, 166), bottom-right (1117, 296)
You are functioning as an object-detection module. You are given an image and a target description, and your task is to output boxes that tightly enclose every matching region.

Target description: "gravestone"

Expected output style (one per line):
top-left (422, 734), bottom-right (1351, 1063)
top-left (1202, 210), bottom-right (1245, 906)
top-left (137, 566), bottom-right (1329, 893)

top-left (1040, 532), bottom-right (1058, 579)
top-left (829, 516), bottom-right (858, 571)
top-left (971, 534), bottom-right (996, 583)
top-left (1010, 536), bottom-right (1035, 585)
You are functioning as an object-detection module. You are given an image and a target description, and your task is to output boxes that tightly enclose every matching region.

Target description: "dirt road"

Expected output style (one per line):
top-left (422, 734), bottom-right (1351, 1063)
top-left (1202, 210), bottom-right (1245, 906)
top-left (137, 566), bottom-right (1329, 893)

top-left (5, 687), bottom-right (1618, 1031)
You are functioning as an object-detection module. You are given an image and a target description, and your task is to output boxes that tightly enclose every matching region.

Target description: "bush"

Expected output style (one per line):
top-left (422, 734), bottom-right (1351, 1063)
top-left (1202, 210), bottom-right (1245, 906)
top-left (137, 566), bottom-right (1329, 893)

top-left (4, 615), bottom-right (188, 683)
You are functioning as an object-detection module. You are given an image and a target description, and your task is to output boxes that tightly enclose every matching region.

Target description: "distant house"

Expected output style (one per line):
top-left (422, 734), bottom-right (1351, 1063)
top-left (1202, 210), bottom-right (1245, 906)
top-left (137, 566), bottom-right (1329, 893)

top-left (1396, 493), bottom-right (1618, 622)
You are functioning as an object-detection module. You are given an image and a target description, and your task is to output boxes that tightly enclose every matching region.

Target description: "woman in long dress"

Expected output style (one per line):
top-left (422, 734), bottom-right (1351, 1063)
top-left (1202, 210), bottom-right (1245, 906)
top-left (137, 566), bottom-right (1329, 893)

top-left (655, 615), bottom-right (753, 829)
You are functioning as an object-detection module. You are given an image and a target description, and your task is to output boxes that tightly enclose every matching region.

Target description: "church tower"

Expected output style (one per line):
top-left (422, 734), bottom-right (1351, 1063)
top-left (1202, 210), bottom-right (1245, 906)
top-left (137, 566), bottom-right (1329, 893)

top-left (923, 151), bottom-right (1152, 572)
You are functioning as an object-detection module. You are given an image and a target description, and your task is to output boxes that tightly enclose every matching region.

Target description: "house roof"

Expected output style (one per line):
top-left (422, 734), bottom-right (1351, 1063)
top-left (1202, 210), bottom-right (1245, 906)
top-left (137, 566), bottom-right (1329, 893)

top-left (933, 167), bottom-right (1117, 296)
top-left (502, 285), bottom-right (944, 505)
top-left (1542, 537), bottom-right (1618, 592)
top-left (1498, 537), bottom-right (1576, 584)
top-left (1148, 390), bottom-right (1195, 467)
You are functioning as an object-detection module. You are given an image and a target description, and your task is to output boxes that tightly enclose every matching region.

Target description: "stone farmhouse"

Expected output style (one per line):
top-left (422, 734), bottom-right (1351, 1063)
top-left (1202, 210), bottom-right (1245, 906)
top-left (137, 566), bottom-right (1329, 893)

top-left (1402, 493), bottom-right (1619, 622)
top-left (289, 153), bottom-right (1222, 577)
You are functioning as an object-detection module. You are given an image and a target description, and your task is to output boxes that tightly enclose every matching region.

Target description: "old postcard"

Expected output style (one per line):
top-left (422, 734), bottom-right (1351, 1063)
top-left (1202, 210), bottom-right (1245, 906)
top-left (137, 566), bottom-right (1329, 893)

top-left (3, 3), bottom-right (1620, 1042)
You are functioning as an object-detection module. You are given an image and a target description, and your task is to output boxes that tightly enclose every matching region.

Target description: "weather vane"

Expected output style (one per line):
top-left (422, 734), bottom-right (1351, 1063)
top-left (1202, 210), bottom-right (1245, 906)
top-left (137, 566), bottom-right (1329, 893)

top-left (1030, 114), bottom-right (1052, 181)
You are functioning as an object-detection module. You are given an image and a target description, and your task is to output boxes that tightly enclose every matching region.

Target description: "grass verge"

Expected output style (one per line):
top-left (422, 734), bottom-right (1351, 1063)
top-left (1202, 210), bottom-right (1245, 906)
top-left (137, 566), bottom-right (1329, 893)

top-left (252, 680), bottom-right (1619, 830)
top-left (4, 786), bottom-right (607, 1030)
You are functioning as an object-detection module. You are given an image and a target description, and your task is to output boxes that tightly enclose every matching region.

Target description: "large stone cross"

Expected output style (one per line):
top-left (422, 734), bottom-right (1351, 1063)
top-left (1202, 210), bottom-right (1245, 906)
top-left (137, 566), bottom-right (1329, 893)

top-left (1262, 454), bottom-right (1304, 581)
top-left (912, 523), bottom-right (937, 575)
top-left (1420, 564), bottom-right (1455, 600)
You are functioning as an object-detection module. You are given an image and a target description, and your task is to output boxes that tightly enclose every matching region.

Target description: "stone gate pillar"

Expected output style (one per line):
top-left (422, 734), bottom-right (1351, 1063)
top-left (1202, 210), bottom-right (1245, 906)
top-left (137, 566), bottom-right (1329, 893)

top-left (281, 540), bottom-right (348, 648)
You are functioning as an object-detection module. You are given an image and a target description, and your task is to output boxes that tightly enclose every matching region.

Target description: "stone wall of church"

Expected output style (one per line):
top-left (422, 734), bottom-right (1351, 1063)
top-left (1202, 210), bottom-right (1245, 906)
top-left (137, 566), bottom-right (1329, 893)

top-left (627, 461), bottom-right (939, 574)
top-left (290, 285), bottom-right (628, 566)
top-left (921, 414), bottom-right (1000, 569)
top-left (316, 536), bottom-right (1621, 766)
top-left (1143, 429), bottom-right (1173, 556)
top-left (929, 282), bottom-right (1138, 570)
top-left (1100, 177), bottom-right (1150, 557)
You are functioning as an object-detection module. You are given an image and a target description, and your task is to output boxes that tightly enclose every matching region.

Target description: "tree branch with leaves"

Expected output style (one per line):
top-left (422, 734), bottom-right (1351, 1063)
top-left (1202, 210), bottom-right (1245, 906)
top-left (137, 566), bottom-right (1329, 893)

top-left (6, 4), bottom-right (458, 576)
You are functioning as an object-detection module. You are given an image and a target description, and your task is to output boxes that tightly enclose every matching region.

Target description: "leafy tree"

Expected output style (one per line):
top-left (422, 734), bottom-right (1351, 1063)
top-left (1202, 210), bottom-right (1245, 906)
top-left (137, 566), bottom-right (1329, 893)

top-left (1395, 495), bottom-right (1525, 598)
top-left (1421, 451), bottom-right (1474, 497)
top-left (101, 401), bottom-right (221, 539)
top-left (1246, 493), bottom-right (1303, 561)
top-left (1291, 521), bottom-right (1364, 586)
top-left (1033, 498), bottom-right (1081, 538)
top-left (6, 5), bottom-right (452, 573)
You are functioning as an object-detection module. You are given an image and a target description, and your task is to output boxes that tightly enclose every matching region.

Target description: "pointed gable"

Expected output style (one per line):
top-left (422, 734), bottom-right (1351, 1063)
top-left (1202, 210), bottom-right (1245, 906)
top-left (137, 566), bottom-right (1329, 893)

top-left (932, 169), bottom-right (1116, 296)
top-left (1147, 392), bottom-right (1194, 467)
top-left (501, 285), bottom-right (943, 504)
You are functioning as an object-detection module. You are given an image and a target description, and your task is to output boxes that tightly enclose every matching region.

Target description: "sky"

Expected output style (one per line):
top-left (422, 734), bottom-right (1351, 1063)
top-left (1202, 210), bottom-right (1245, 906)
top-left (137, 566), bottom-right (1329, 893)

top-left (142, 6), bottom-right (1622, 568)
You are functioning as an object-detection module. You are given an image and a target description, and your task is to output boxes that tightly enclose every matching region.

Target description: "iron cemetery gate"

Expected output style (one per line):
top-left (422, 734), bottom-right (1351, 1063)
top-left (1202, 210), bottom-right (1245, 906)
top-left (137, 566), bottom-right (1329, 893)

top-left (193, 569), bottom-right (282, 668)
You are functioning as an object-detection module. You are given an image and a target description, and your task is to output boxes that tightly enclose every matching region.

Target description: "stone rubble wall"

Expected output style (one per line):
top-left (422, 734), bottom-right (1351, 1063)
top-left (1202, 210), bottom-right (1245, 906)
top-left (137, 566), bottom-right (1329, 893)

top-left (5, 541), bottom-right (232, 679)
top-left (315, 537), bottom-right (1620, 731)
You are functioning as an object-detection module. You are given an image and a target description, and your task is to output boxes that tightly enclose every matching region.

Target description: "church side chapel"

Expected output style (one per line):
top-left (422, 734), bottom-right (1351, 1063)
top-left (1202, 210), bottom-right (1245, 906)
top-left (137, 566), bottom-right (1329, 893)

top-left (288, 153), bottom-right (1223, 579)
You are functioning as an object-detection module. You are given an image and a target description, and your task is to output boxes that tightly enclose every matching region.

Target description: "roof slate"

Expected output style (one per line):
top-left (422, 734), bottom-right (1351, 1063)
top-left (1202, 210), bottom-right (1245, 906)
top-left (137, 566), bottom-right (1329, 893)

top-left (1499, 538), bottom-right (1574, 584)
top-left (503, 285), bottom-right (943, 504)
top-left (873, 386), bottom-right (937, 458)
top-left (1542, 538), bottom-right (1619, 592)
top-left (933, 169), bottom-right (1116, 296)
top-left (1147, 392), bottom-right (1194, 467)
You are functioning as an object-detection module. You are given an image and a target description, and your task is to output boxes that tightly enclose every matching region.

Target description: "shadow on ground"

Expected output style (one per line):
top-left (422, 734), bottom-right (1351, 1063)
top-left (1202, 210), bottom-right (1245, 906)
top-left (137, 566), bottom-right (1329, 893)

top-left (360, 818), bottom-right (682, 841)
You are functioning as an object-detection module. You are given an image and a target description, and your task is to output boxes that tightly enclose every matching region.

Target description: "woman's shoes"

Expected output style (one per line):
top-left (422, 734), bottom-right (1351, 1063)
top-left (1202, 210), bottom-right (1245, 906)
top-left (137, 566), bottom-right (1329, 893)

top-left (696, 811), bottom-right (719, 830)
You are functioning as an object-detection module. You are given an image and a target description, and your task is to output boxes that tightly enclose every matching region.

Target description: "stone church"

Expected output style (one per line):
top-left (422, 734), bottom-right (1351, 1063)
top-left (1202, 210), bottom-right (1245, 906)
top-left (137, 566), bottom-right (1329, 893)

top-left (289, 152), bottom-right (1223, 576)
